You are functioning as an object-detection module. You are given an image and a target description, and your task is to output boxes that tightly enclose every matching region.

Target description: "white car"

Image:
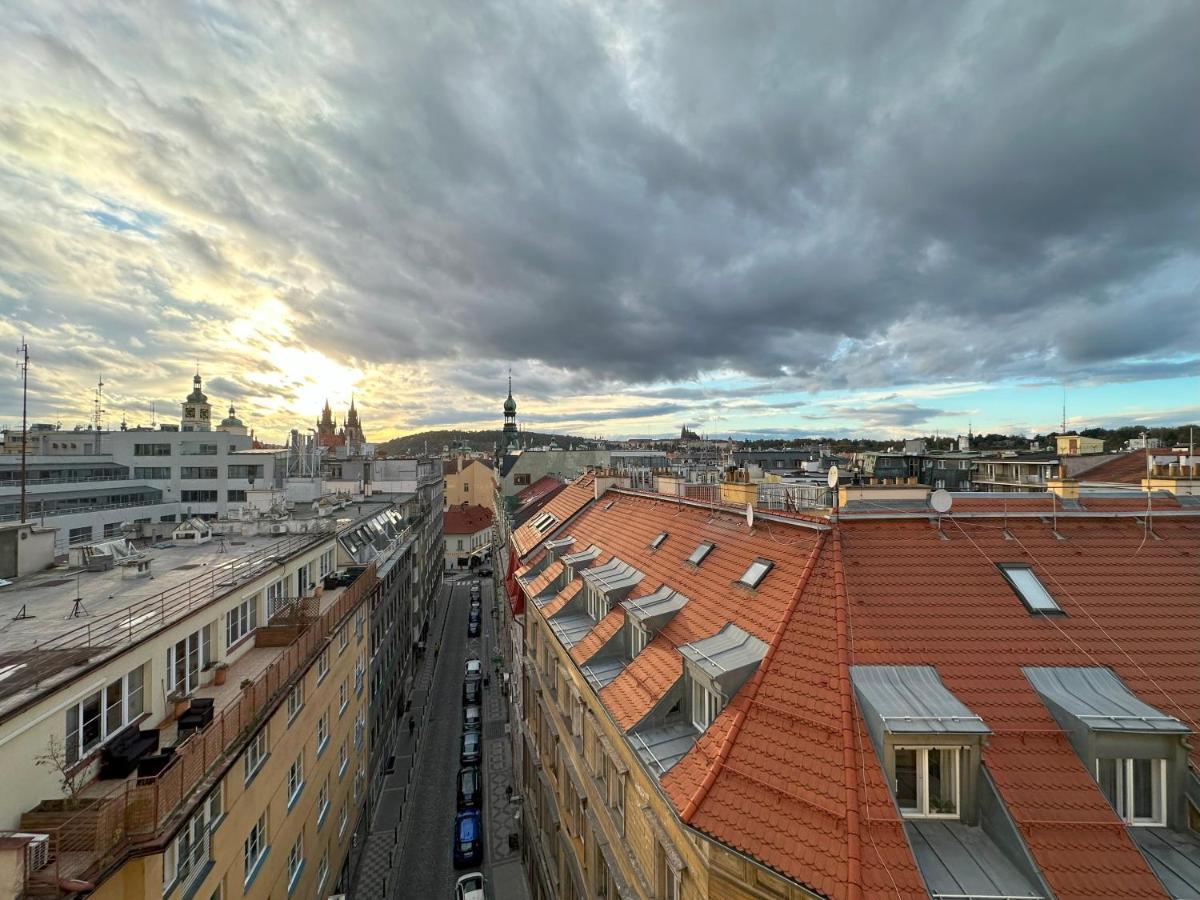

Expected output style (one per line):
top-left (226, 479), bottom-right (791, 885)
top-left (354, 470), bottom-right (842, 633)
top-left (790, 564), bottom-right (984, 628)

top-left (464, 658), bottom-right (482, 680)
top-left (455, 872), bottom-right (485, 900)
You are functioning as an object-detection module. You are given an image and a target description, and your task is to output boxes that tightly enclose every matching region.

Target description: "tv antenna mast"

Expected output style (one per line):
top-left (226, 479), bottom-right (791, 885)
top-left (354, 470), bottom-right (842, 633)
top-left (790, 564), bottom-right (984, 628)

top-left (17, 338), bottom-right (29, 523)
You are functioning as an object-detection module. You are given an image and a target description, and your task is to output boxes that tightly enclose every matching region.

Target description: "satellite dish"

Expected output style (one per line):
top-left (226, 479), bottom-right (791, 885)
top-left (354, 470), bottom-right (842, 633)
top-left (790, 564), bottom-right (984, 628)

top-left (745, 502), bottom-right (755, 529)
top-left (826, 465), bottom-right (840, 489)
top-left (930, 489), bottom-right (953, 514)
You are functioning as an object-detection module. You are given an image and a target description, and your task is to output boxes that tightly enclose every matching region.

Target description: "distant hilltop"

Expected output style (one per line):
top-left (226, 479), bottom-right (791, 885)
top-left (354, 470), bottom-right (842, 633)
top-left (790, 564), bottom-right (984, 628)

top-left (375, 428), bottom-right (607, 456)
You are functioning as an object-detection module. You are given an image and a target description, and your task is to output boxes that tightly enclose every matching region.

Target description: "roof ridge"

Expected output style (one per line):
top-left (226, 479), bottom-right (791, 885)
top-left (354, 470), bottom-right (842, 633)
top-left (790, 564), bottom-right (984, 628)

top-left (680, 531), bottom-right (827, 823)
top-left (831, 528), bottom-right (863, 900)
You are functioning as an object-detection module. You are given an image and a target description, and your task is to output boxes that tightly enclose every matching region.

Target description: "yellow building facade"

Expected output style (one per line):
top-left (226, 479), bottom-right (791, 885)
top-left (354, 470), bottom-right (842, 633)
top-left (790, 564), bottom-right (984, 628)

top-left (443, 457), bottom-right (498, 514)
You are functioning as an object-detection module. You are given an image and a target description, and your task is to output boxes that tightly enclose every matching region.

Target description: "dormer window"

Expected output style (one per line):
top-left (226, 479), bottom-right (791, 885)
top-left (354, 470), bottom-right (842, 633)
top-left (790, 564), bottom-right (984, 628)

top-left (895, 747), bottom-right (961, 818)
top-left (998, 564), bottom-right (1062, 614)
top-left (649, 532), bottom-right (667, 550)
top-left (686, 541), bottom-right (714, 566)
top-left (1098, 758), bottom-right (1166, 826)
top-left (737, 558), bottom-right (773, 589)
top-left (629, 622), bottom-right (648, 656)
top-left (691, 681), bottom-right (721, 731)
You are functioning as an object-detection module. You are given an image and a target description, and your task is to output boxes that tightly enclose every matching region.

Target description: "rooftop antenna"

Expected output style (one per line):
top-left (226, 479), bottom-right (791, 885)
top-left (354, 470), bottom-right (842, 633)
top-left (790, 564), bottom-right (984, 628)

top-left (1061, 384), bottom-right (1067, 435)
top-left (17, 338), bottom-right (29, 524)
top-left (150, 401), bottom-right (156, 427)
top-left (92, 374), bottom-right (105, 454)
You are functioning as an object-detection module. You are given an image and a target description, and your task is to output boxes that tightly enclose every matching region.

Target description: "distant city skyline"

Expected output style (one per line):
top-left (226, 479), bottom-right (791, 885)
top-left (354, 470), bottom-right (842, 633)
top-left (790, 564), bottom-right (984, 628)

top-left (1, 3), bottom-right (1197, 441)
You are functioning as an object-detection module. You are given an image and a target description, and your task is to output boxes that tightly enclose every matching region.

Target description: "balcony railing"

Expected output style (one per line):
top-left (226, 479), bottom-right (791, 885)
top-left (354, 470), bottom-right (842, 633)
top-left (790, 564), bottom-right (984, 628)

top-left (22, 563), bottom-right (378, 896)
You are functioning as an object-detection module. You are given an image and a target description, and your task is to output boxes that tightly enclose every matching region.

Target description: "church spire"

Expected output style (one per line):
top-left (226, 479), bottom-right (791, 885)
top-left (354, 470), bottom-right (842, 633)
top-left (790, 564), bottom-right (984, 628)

top-left (502, 368), bottom-right (519, 450)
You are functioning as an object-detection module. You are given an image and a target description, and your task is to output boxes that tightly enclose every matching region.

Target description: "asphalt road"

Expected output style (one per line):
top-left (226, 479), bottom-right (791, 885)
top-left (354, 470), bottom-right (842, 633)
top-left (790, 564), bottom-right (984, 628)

top-left (393, 576), bottom-right (490, 899)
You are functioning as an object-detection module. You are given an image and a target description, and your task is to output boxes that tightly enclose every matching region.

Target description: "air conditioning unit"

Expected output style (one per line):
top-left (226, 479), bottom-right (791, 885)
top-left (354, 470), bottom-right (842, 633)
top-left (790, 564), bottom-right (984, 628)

top-left (270, 523), bottom-right (288, 535)
top-left (0, 832), bottom-right (50, 872)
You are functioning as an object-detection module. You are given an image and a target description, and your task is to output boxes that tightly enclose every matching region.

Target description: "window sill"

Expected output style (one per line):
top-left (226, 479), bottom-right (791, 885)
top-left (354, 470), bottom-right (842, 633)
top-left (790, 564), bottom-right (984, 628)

top-left (339, 702), bottom-right (348, 717)
top-left (178, 860), bottom-right (216, 900)
top-left (316, 669), bottom-right (329, 687)
top-left (287, 782), bottom-right (305, 812)
top-left (244, 753), bottom-right (270, 787)
top-left (287, 705), bottom-right (304, 726)
top-left (286, 860), bottom-right (305, 896)
top-left (317, 736), bottom-right (329, 759)
top-left (339, 760), bottom-right (348, 780)
top-left (243, 847), bottom-right (270, 893)
top-left (317, 805), bottom-right (329, 830)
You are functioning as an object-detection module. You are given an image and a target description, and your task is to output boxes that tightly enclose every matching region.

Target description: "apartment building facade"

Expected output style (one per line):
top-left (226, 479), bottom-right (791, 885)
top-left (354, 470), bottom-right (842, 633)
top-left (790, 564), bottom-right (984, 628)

top-left (0, 526), bottom-right (376, 899)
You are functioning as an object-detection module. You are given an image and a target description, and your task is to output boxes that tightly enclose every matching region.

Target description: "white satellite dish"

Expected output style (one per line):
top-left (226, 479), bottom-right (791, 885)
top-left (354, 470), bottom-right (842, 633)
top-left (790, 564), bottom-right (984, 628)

top-left (745, 502), bottom-right (755, 529)
top-left (930, 489), bottom-right (953, 514)
top-left (826, 465), bottom-right (840, 489)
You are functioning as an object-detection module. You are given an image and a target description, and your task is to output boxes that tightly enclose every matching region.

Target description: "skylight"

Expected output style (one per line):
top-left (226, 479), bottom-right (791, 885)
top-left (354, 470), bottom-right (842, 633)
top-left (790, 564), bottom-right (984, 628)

top-left (687, 541), bottom-right (714, 566)
top-left (998, 564), bottom-right (1062, 614)
top-left (530, 513), bottom-right (558, 535)
top-left (737, 558), bottom-right (773, 589)
top-left (650, 532), bottom-right (667, 550)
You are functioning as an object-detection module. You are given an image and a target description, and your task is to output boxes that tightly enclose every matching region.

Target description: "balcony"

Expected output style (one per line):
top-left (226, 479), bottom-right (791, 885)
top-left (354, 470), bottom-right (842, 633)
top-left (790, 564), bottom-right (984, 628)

top-left (17, 564), bottom-right (378, 897)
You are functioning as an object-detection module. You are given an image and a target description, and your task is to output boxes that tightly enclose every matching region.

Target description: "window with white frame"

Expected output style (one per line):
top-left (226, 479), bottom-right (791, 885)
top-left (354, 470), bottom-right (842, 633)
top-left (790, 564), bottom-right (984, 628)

top-left (586, 584), bottom-right (605, 622)
top-left (339, 679), bottom-right (349, 714)
top-left (1097, 757), bottom-right (1166, 826)
top-left (355, 607), bottom-right (365, 642)
top-left (317, 850), bottom-right (329, 892)
top-left (266, 578), bottom-right (285, 618)
top-left (354, 652), bottom-right (365, 694)
top-left (226, 595), bottom-right (258, 647)
top-left (287, 753), bottom-right (304, 805)
top-left (245, 728), bottom-right (267, 781)
top-left (339, 740), bottom-right (349, 777)
top-left (736, 558), bottom-right (773, 589)
top-left (339, 624), bottom-right (349, 653)
top-left (316, 648), bottom-right (330, 683)
top-left (317, 712), bottom-right (329, 753)
top-left (166, 624), bottom-right (213, 696)
top-left (338, 802), bottom-right (348, 837)
top-left (998, 563), bottom-right (1062, 614)
top-left (243, 813), bottom-right (267, 885)
top-left (320, 548), bottom-right (335, 577)
top-left (894, 746), bottom-right (961, 818)
top-left (65, 663), bottom-right (146, 764)
top-left (287, 681), bottom-right (304, 721)
top-left (691, 680), bottom-right (721, 731)
top-left (167, 785), bottom-right (221, 889)
top-left (287, 833), bottom-right (303, 888)
top-left (630, 622), bottom-right (648, 656)
top-left (657, 842), bottom-right (681, 900)
top-left (317, 777), bottom-right (330, 825)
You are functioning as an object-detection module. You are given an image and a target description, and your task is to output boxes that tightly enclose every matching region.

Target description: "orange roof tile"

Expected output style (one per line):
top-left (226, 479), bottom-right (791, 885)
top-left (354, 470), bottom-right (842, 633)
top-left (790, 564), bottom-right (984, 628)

top-left (1079, 449), bottom-right (1153, 484)
top-left (541, 579), bottom-right (582, 618)
top-left (523, 560), bottom-right (564, 599)
top-left (512, 475), bottom-right (595, 556)
top-left (443, 503), bottom-right (493, 535)
top-left (524, 477), bottom-right (1200, 899)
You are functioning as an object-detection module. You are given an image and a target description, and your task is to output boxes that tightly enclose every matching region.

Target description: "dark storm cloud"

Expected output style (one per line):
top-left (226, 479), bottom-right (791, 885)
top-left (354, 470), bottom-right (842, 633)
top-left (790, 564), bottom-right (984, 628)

top-left (1, 0), bottom-right (1197, 432)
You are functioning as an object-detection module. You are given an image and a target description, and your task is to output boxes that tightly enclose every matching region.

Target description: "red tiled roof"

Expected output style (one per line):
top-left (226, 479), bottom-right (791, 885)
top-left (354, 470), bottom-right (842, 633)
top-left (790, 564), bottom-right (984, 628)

top-left (541, 579), bottom-right (582, 619)
top-left (442, 503), bottom-right (494, 536)
top-left (523, 476), bottom-right (1200, 900)
top-left (1079, 449), bottom-right (1152, 484)
top-left (516, 475), bottom-right (566, 504)
top-left (512, 475), bottom-right (595, 556)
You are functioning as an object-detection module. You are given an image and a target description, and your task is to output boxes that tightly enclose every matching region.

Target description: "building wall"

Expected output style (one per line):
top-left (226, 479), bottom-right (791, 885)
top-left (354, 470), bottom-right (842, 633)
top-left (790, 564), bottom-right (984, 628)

top-left (500, 451), bottom-right (611, 497)
top-left (444, 524), bottom-right (495, 570)
top-left (443, 457), bottom-right (499, 513)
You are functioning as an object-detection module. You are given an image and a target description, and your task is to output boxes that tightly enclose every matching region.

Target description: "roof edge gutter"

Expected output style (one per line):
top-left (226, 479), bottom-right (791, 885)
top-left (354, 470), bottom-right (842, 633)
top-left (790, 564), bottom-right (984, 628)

top-left (610, 487), bottom-right (832, 531)
top-left (832, 528), bottom-right (863, 900)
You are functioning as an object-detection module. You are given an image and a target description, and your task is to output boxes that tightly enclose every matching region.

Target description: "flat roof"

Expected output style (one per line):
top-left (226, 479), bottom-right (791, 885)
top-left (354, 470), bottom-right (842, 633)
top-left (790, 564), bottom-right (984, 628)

top-left (0, 531), bottom-right (333, 721)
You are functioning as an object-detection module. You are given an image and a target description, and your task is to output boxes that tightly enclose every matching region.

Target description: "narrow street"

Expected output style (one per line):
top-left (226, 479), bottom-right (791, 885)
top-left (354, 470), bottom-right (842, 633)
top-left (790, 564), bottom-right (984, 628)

top-left (351, 572), bottom-right (528, 900)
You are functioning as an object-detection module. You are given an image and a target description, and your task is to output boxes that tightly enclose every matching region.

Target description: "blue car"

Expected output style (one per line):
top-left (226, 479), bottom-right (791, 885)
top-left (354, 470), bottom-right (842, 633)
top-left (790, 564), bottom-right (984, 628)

top-left (453, 809), bottom-right (484, 868)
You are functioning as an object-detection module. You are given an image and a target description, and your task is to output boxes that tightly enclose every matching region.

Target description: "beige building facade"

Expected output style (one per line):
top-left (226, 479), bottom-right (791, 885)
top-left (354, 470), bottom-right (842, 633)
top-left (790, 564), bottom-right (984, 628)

top-left (443, 457), bottom-right (498, 514)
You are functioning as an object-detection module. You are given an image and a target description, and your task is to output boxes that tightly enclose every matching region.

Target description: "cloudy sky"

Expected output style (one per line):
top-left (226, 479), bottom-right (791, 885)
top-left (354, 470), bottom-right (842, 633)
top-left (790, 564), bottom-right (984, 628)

top-left (0, 1), bottom-right (1197, 443)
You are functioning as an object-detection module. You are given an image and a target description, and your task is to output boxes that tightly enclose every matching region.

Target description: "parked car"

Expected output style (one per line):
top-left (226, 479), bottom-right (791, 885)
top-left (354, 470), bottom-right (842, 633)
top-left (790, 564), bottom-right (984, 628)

top-left (455, 872), bottom-right (485, 900)
top-left (463, 678), bottom-right (481, 705)
top-left (457, 766), bottom-right (481, 809)
top-left (478, 567), bottom-right (493, 578)
top-left (467, 618), bottom-right (480, 637)
top-left (463, 704), bottom-right (481, 733)
top-left (453, 809), bottom-right (484, 868)
top-left (460, 730), bottom-right (481, 765)
top-left (464, 658), bottom-right (482, 681)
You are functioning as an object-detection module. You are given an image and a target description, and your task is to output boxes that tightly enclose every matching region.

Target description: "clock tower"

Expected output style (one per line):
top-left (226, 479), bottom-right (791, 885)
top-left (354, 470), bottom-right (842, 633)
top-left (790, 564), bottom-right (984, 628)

top-left (181, 371), bottom-right (212, 431)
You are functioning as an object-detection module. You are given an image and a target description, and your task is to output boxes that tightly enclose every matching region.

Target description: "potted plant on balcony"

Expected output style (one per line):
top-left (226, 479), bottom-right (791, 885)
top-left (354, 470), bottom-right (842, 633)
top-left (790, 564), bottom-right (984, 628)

top-left (167, 690), bottom-right (189, 718)
top-left (213, 662), bottom-right (229, 686)
top-left (240, 677), bottom-right (255, 691)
